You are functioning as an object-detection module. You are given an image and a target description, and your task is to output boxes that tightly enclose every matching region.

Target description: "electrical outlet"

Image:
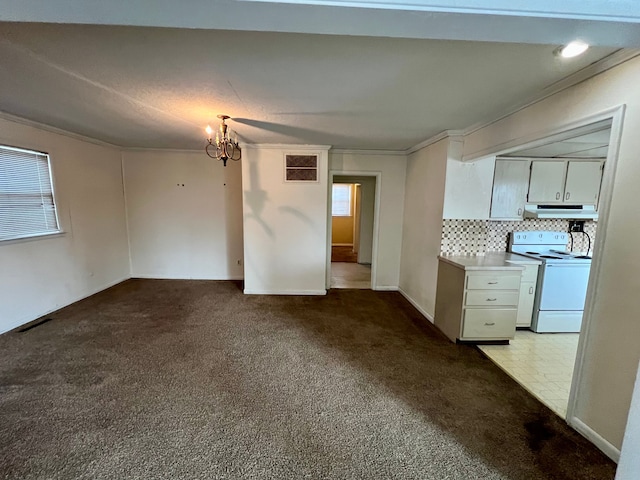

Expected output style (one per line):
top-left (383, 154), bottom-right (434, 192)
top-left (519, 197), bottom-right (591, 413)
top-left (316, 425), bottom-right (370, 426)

top-left (569, 220), bottom-right (585, 232)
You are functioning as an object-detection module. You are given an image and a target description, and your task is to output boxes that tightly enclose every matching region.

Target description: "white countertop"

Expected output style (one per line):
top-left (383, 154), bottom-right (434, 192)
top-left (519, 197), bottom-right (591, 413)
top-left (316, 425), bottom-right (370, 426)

top-left (438, 252), bottom-right (542, 271)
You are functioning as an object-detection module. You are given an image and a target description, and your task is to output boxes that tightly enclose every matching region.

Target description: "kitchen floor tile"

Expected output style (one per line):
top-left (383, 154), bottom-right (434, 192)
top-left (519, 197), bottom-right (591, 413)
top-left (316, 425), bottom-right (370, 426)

top-left (477, 330), bottom-right (579, 419)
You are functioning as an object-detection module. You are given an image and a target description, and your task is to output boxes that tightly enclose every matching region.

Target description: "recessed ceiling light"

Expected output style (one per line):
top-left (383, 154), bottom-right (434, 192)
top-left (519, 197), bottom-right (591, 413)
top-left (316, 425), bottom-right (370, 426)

top-left (555, 41), bottom-right (590, 58)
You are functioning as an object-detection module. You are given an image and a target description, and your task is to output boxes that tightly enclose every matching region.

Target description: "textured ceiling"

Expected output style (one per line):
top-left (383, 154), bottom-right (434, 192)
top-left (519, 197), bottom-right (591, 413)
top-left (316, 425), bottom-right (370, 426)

top-left (0, 22), bottom-right (621, 150)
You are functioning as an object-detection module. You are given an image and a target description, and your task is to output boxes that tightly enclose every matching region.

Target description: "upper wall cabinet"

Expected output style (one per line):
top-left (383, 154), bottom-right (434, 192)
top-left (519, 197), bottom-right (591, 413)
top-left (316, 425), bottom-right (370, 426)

top-left (490, 159), bottom-right (531, 220)
top-left (564, 161), bottom-right (604, 204)
top-left (528, 160), bottom-right (603, 205)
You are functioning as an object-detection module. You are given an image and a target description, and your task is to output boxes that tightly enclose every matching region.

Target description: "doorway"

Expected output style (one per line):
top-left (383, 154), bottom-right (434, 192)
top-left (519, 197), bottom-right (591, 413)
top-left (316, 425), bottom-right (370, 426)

top-left (328, 174), bottom-right (377, 289)
top-left (477, 116), bottom-right (616, 420)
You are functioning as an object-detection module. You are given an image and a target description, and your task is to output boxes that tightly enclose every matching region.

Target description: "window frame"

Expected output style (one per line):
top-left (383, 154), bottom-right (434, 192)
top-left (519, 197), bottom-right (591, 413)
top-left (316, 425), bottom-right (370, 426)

top-left (0, 144), bottom-right (62, 243)
top-left (331, 183), bottom-right (353, 217)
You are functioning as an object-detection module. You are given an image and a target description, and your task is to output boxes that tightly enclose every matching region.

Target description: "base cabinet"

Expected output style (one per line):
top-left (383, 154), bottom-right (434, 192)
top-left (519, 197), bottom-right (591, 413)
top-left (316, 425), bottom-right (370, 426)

top-left (435, 260), bottom-right (522, 342)
top-left (515, 264), bottom-right (539, 328)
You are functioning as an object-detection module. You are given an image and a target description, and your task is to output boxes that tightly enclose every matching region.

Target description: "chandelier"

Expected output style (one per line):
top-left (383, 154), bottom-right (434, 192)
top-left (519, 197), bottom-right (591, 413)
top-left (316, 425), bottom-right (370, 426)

top-left (205, 115), bottom-right (241, 166)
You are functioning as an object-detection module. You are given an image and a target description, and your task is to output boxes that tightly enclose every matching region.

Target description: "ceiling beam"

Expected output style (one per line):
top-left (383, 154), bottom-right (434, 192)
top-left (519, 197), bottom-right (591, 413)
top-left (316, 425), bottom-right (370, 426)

top-left (2, 0), bottom-right (640, 47)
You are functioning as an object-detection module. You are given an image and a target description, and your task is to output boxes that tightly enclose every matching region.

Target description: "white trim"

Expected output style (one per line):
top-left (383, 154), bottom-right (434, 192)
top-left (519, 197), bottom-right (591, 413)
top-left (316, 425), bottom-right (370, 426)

top-left (243, 289), bottom-right (327, 295)
top-left (0, 231), bottom-right (65, 245)
top-left (132, 274), bottom-right (245, 280)
top-left (245, 143), bottom-right (332, 150)
top-left (1, 275), bottom-right (130, 335)
top-left (328, 170), bottom-right (382, 290)
top-left (569, 417), bottom-right (621, 463)
top-left (566, 106), bottom-right (626, 425)
top-left (406, 50), bottom-right (639, 158)
top-left (406, 130), bottom-right (463, 155)
top-left (373, 285), bottom-right (399, 291)
top-left (331, 243), bottom-right (354, 247)
top-left (330, 148), bottom-right (406, 156)
top-left (398, 287), bottom-right (435, 323)
top-left (121, 147), bottom-right (202, 153)
top-left (0, 110), bottom-right (120, 149)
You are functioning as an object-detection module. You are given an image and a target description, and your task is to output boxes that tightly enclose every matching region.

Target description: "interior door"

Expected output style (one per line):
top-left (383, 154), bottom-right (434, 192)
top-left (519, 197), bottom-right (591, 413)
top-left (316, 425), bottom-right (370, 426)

top-left (564, 161), bottom-right (603, 204)
top-left (528, 161), bottom-right (567, 204)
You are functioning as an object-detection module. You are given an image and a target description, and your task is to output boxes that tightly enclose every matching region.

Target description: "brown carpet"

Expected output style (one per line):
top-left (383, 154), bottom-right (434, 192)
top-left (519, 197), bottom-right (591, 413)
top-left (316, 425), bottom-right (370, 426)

top-left (331, 245), bottom-right (358, 262)
top-left (0, 280), bottom-right (616, 479)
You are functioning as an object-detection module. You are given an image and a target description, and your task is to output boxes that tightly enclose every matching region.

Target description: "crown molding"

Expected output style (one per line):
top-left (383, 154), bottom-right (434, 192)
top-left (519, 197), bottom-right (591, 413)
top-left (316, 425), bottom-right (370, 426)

top-left (462, 48), bottom-right (640, 137)
top-left (121, 147), bottom-right (202, 153)
top-left (330, 148), bottom-right (406, 156)
top-left (406, 129), bottom-right (464, 155)
top-left (406, 48), bottom-right (640, 157)
top-left (244, 143), bottom-right (332, 150)
top-left (0, 110), bottom-right (120, 149)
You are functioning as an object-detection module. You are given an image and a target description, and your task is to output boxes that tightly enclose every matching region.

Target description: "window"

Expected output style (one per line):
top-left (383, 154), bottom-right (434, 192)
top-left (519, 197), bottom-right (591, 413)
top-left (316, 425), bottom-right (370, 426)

top-left (0, 145), bottom-right (60, 241)
top-left (332, 184), bottom-right (352, 216)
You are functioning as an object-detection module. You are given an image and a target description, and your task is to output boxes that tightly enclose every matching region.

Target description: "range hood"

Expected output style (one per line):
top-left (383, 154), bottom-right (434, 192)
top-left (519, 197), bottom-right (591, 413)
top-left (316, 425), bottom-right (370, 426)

top-left (524, 204), bottom-right (598, 220)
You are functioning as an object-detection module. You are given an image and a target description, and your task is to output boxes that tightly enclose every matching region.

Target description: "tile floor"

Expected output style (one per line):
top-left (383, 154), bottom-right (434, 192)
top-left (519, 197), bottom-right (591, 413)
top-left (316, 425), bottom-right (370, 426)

top-left (330, 262), bottom-right (371, 289)
top-left (478, 331), bottom-right (580, 418)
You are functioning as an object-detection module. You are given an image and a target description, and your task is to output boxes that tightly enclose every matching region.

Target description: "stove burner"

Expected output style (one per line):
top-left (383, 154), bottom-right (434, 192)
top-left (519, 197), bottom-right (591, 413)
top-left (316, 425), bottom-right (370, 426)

top-left (526, 251), bottom-right (539, 255)
top-left (540, 255), bottom-right (562, 259)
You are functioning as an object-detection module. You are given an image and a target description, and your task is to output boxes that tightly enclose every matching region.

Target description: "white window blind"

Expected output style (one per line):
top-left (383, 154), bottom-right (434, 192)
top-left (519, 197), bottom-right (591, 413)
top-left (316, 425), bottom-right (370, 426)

top-left (332, 184), bottom-right (352, 216)
top-left (0, 145), bottom-right (60, 241)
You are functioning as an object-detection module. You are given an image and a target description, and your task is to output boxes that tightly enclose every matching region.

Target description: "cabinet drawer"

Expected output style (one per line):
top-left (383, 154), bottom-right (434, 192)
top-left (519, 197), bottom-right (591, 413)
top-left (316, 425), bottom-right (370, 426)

top-left (466, 274), bottom-right (521, 290)
top-left (465, 290), bottom-right (519, 306)
top-left (462, 309), bottom-right (517, 339)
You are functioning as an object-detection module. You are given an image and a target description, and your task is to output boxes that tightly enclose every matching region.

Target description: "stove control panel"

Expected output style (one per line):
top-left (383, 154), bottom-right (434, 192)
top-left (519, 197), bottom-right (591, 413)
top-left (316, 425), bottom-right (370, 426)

top-left (511, 231), bottom-right (567, 245)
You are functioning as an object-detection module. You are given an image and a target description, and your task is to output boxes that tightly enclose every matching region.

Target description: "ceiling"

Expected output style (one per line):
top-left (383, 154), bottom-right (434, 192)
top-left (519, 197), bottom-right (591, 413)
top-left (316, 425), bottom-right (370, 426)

top-left (0, 1), bottom-right (637, 150)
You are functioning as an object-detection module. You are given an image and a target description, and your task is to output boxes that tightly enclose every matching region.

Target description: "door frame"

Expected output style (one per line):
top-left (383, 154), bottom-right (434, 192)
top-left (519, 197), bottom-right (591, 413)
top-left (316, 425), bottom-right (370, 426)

top-left (327, 171), bottom-right (381, 290)
top-left (476, 104), bottom-right (625, 460)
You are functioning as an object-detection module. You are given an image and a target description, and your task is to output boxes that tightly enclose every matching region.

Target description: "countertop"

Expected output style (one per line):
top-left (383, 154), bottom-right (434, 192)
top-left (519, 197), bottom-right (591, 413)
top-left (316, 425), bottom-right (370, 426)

top-left (438, 252), bottom-right (542, 271)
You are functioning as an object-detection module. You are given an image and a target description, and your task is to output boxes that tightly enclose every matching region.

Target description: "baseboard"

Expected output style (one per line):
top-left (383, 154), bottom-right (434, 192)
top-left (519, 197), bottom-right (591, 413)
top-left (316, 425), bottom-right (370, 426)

top-left (398, 287), bottom-right (435, 323)
top-left (332, 243), bottom-right (354, 247)
top-left (569, 416), bottom-right (620, 463)
top-left (243, 289), bottom-right (327, 295)
top-left (1, 275), bottom-right (131, 335)
top-left (132, 274), bottom-right (244, 281)
top-left (373, 286), bottom-right (399, 291)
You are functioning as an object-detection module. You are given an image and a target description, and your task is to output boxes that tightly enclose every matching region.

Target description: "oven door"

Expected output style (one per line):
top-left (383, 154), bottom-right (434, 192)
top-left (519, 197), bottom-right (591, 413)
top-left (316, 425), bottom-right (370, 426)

top-left (538, 263), bottom-right (591, 311)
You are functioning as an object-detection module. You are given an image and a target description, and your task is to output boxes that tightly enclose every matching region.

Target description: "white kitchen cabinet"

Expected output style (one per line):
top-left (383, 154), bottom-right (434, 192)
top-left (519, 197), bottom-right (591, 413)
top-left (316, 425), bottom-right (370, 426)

top-left (515, 264), bottom-right (539, 328)
top-left (564, 161), bottom-right (603, 204)
top-left (528, 161), bottom-right (567, 204)
top-left (527, 159), bottom-right (604, 205)
top-left (490, 159), bottom-right (531, 219)
top-left (435, 259), bottom-right (522, 342)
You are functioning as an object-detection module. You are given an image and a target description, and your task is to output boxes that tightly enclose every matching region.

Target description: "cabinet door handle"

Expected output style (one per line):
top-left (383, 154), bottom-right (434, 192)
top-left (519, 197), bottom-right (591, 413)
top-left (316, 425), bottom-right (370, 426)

top-left (486, 298), bottom-right (497, 302)
top-left (556, 192), bottom-right (561, 200)
top-left (529, 286), bottom-right (534, 294)
top-left (517, 207), bottom-right (522, 216)
top-left (488, 281), bottom-right (498, 285)
top-left (566, 192), bottom-right (571, 200)
top-left (484, 322), bottom-right (496, 326)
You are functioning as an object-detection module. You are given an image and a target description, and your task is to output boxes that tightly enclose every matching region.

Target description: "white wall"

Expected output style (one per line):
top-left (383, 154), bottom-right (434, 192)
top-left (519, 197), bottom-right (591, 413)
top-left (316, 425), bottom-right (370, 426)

top-left (462, 55), bottom-right (640, 453)
top-left (242, 145), bottom-right (329, 295)
top-left (398, 139), bottom-right (448, 319)
top-left (0, 117), bottom-right (130, 333)
top-left (122, 150), bottom-right (244, 280)
top-left (616, 362), bottom-right (640, 479)
top-left (330, 151), bottom-right (406, 289)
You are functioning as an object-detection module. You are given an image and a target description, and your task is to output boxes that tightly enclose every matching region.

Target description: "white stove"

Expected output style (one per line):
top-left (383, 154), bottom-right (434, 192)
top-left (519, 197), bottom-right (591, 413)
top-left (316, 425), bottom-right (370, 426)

top-left (509, 231), bottom-right (592, 333)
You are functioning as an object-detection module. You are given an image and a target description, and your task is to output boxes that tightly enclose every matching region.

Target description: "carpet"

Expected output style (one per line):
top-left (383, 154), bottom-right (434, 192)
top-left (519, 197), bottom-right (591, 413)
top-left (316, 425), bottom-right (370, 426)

top-left (0, 280), bottom-right (616, 479)
top-left (331, 245), bottom-right (358, 262)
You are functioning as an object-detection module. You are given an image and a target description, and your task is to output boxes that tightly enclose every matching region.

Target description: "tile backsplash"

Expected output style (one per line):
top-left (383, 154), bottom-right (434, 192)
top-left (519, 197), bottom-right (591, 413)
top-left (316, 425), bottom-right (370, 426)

top-left (441, 218), bottom-right (597, 255)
